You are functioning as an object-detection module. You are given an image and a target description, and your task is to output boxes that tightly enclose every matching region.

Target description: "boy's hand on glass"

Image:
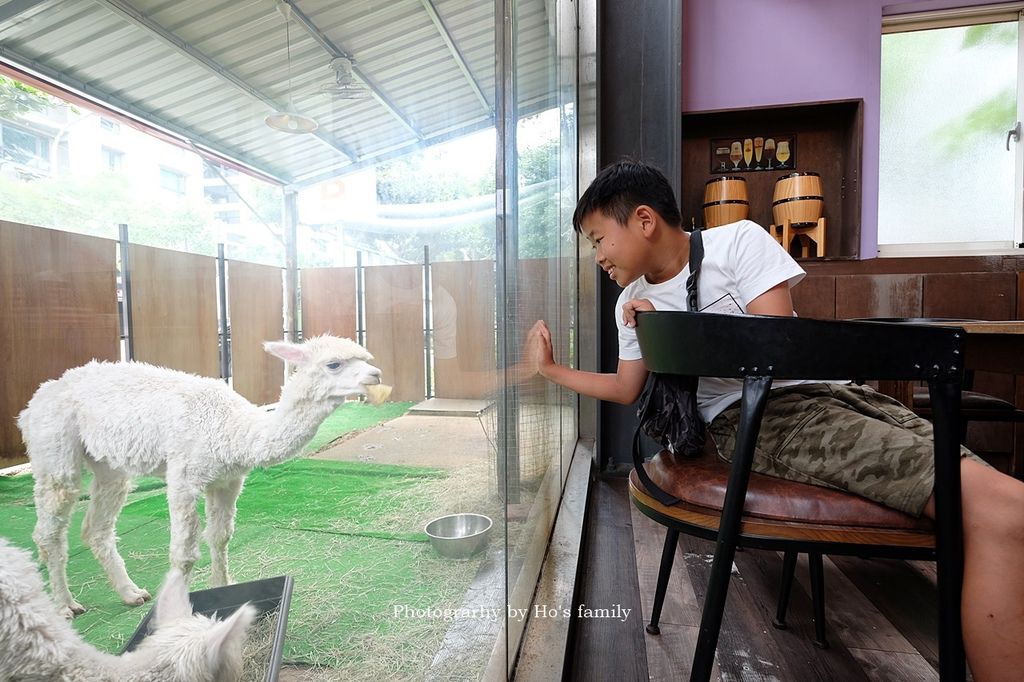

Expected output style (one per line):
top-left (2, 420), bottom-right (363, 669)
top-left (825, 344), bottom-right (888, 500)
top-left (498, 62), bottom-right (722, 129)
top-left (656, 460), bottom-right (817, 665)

top-left (622, 298), bottom-right (654, 328)
top-left (527, 320), bottom-right (555, 377)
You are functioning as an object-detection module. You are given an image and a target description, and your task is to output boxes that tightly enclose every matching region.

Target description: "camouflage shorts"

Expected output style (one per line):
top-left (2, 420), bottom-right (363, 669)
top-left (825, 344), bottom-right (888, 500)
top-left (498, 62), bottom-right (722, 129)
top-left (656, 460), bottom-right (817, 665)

top-left (707, 383), bottom-right (984, 516)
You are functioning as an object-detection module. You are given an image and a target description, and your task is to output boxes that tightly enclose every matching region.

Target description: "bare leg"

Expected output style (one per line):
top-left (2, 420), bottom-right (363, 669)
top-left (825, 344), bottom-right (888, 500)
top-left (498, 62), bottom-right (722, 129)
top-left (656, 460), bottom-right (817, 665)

top-left (205, 477), bottom-right (244, 587)
top-left (166, 476), bottom-right (202, 579)
top-left (32, 472), bottom-right (83, 618)
top-left (922, 458), bottom-right (1024, 680)
top-left (81, 463), bottom-right (150, 606)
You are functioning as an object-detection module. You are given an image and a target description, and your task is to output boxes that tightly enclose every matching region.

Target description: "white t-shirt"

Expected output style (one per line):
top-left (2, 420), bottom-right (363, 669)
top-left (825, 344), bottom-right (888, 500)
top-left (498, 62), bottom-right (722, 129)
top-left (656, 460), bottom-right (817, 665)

top-left (616, 220), bottom-right (807, 423)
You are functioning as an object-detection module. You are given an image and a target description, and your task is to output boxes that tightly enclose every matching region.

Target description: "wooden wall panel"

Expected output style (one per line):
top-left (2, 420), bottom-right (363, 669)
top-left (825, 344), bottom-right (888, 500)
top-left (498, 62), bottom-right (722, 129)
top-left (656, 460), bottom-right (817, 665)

top-left (924, 272), bottom-right (1018, 465)
top-left (0, 221), bottom-right (119, 466)
top-left (1015, 273), bottom-right (1024, 475)
top-left (129, 244), bottom-right (218, 378)
top-left (922, 272), bottom-right (1016, 321)
top-left (431, 260), bottom-right (496, 399)
top-left (792, 275), bottom-right (836, 320)
top-left (300, 267), bottom-right (357, 340)
top-left (365, 264), bottom-right (425, 402)
top-left (228, 260), bottom-right (284, 406)
top-left (835, 274), bottom-right (922, 320)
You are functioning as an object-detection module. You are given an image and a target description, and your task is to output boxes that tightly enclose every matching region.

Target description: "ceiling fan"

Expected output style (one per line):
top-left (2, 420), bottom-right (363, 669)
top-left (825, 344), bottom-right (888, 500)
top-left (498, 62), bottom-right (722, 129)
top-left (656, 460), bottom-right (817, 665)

top-left (318, 57), bottom-right (370, 100)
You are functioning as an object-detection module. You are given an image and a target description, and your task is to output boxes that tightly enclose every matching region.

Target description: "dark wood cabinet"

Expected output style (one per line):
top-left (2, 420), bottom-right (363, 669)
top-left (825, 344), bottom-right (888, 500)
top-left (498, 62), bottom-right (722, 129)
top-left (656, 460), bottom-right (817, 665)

top-left (682, 99), bottom-right (863, 259)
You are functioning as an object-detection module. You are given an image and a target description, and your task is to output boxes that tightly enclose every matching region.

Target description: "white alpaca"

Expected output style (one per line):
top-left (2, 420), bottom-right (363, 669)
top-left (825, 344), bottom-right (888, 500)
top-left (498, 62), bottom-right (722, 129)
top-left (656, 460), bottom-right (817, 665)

top-left (18, 336), bottom-right (382, 618)
top-left (0, 538), bottom-right (255, 682)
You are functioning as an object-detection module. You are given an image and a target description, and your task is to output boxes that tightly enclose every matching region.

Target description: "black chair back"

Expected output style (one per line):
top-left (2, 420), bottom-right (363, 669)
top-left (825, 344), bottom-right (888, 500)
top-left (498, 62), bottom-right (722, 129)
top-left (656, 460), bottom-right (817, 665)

top-left (633, 311), bottom-right (967, 681)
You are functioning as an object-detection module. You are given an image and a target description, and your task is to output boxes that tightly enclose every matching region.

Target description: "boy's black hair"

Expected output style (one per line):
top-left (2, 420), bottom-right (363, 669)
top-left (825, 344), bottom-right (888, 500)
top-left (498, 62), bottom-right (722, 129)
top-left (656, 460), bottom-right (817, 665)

top-left (572, 159), bottom-right (683, 233)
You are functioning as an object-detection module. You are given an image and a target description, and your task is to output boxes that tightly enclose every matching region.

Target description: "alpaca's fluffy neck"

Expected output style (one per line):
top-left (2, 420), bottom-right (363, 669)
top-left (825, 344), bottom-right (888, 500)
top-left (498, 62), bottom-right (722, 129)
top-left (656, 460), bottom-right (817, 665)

top-left (241, 374), bottom-right (343, 467)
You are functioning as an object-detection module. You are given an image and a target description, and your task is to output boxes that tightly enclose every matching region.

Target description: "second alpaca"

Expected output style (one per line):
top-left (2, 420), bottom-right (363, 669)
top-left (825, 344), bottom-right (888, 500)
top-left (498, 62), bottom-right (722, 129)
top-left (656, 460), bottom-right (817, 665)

top-left (0, 537), bottom-right (254, 682)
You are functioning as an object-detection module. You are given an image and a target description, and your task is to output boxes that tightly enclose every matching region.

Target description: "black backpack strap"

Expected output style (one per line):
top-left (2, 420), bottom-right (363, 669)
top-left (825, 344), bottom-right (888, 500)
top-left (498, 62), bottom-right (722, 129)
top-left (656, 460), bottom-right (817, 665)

top-left (686, 228), bottom-right (703, 312)
top-left (632, 374), bottom-right (680, 506)
top-left (631, 229), bottom-right (704, 507)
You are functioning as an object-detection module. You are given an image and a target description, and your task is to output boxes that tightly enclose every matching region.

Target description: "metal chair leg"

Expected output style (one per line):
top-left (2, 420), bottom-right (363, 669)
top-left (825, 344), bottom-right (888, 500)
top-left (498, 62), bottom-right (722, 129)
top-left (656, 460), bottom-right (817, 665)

top-left (691, 536), bottom-right (739, 681)
top-left (809, 552), bottom-right (829, 649)
top-left (772, 550), bottom-right (798, 630)
top-left (690, 376), bottom-right (773, 682)
top-left (647, 528), bottom-right (679, 635)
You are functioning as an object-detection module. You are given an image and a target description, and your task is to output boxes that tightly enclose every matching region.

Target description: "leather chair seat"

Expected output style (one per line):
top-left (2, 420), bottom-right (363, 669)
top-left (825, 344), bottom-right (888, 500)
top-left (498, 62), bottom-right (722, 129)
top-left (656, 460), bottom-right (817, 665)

top-left (638, 449), bottom-right (932, 532)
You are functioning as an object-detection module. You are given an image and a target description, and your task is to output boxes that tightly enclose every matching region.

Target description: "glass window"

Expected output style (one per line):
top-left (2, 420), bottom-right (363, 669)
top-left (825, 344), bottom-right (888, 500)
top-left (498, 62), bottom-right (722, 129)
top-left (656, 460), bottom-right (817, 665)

top-left (159, 166), bottom-right (186, 195)
top-left (101, 146), bottom-right (123, 172)
top-left (1, 123), bottom-right (50, 171)
top-left (214, 209), bottom-right (240, 224)
top-left (880, 12), bottom-right (1022, 253)
top-left (204, 184), bottom-right (231, 204)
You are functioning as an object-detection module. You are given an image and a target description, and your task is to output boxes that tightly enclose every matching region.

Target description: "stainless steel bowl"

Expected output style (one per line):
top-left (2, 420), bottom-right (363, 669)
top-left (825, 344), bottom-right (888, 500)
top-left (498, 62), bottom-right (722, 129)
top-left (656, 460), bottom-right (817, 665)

top-left (424, 513), bottom-right (492, 559)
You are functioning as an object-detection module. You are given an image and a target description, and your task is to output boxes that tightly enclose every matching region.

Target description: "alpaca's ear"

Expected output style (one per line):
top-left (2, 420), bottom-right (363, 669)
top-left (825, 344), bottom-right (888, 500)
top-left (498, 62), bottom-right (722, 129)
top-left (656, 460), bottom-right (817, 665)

top-left (205, 604), bottom-right (256, 665)
top-left (153, 569), bottom-right (192, 627)
top-left (264, 341), bottom-right (310, 364)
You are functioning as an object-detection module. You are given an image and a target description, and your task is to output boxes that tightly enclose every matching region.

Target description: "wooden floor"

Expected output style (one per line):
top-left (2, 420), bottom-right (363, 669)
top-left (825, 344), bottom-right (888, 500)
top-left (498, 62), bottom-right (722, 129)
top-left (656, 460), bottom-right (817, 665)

top-left (566, 475), bottom-right (952, 681)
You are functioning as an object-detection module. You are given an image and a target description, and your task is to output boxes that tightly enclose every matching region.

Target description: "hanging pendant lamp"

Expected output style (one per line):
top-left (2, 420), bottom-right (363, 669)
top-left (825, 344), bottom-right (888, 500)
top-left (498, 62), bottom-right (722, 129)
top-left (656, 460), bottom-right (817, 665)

top-left (265, 1), bottom-right (318, 134)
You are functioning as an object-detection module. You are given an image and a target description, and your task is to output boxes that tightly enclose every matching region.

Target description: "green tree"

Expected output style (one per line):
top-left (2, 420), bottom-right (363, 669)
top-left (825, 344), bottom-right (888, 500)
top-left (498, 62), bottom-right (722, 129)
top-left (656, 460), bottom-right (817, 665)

top-left (366, 130), bottom-right (562, 262)
top-left (0, 76), bottom-right (53, 120)
top-left (0, 172), bottom-right (214, 253)
top-left (516, 138), bottom-right (560, 259)
top-left (938, 23), bottom-right (1016, 156)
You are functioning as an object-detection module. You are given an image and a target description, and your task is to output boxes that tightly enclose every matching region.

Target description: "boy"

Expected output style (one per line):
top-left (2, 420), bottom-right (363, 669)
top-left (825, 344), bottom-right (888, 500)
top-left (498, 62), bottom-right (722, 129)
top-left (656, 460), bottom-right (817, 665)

top-left (528, 160), bottom-right (1024, 680)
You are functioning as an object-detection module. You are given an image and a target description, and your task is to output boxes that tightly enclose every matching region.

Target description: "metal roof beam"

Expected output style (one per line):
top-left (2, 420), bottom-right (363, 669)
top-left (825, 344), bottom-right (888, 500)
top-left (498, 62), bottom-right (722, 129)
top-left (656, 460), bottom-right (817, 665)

top-left (89, 0), bottom-right (359, 162)
top-left (419, 0), bottom-right (492, 118)
top-left (291, 91), bottom-right (556, 189)
top-left (282, 0), bottom-right (424, 141)
top-left (292, 118), bottom-right (496, 188)
top-left (0, 48), bottom-right (290, 184)
top-left (0, 0), bottom-right (51, 26)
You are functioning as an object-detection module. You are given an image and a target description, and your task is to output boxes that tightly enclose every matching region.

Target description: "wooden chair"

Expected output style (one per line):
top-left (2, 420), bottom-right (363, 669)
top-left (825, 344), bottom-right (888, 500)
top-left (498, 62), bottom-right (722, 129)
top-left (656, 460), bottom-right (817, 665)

top-left (629, 311), bottom-right (967, 681)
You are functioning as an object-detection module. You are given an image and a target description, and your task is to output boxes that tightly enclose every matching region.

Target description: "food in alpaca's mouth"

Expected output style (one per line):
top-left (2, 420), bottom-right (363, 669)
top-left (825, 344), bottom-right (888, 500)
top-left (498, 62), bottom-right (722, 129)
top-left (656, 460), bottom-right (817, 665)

top-left (365, 383), bottom-right (393, 405)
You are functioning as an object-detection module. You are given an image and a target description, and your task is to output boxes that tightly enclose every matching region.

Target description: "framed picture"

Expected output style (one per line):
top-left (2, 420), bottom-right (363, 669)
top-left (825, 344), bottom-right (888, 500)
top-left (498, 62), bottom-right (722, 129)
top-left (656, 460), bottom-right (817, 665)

top-left (710, 135), bottom-right (796, 173)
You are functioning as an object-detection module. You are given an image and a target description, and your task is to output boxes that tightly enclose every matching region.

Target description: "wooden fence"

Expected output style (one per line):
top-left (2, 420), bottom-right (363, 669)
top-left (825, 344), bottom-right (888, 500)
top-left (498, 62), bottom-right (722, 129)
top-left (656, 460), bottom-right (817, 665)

top-left (0, 221), bottom-right (119, 467)
top-left (0, 220), bottom-right (512, 466)
top-left (0, 222), bottom-right (286, 466)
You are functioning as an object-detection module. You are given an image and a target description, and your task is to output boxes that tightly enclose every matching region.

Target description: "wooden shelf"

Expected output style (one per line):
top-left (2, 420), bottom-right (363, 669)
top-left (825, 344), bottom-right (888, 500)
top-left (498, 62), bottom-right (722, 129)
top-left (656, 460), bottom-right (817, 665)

top-left (682, 99), bottom-right (864, 259)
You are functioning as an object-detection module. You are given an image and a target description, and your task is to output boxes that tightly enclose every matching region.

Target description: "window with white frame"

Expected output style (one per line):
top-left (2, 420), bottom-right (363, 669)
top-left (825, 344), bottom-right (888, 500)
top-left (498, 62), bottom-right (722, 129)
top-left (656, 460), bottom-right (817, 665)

top-left (159, 166), bottom-right (186, 196)
top-left (0, 121), bottom-right (51, 172)
top-left (880, 6), bottom-right (1024, 255)
top-left (101, 146), bottom-right (123, 172)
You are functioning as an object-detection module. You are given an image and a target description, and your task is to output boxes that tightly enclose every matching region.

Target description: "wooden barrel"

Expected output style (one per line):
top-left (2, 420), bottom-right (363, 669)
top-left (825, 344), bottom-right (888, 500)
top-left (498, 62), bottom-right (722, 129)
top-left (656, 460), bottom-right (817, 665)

top-left (703, 176), bottom-right (748, 228)
top-left (772, 172), bottom-right (823, 227)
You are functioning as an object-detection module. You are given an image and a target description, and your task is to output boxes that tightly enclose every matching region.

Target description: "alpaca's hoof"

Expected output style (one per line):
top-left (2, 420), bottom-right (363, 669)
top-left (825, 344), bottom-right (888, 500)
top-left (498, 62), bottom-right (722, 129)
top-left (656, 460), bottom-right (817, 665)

top-left (59, 601), bottom-right (86, 619)
top-left (121, 586), bottom-right (151, 606)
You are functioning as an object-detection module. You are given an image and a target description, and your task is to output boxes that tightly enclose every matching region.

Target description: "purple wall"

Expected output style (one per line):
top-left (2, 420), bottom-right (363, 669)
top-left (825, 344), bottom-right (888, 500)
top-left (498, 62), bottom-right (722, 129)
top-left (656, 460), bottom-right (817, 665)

top-left (683, 0), bottom-right (1006, 258)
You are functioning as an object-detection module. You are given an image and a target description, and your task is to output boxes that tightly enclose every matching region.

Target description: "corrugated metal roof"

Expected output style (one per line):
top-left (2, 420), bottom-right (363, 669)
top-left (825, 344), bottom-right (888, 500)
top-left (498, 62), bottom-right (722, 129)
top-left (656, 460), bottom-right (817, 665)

top-left (0, 0), bottom-right (555, 186)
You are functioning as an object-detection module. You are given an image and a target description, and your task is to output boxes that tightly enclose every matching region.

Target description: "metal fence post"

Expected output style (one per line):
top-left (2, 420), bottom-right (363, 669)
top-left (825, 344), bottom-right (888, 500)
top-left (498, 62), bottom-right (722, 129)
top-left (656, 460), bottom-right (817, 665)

top-left (356, 250), bottom-right (365, 347)
top-left (118, 223), bottom-right (135, 362)
top-left (424, 244), bottom-right (433, 399)
top-left (217, 243), bottom-right (230, 382)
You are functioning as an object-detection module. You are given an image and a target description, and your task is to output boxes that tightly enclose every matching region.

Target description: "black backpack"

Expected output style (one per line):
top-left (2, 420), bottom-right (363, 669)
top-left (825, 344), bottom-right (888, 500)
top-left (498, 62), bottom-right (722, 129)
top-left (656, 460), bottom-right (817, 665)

top-left (631, 229), bottom-right (706, 507)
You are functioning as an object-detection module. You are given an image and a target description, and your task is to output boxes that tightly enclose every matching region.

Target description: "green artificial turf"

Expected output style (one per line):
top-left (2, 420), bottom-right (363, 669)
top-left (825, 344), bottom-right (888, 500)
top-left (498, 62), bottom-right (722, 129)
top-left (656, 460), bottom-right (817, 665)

top-left (0, 456), bottom-right (484, 674)
top-left (303, 400), bottom-right (414, 453)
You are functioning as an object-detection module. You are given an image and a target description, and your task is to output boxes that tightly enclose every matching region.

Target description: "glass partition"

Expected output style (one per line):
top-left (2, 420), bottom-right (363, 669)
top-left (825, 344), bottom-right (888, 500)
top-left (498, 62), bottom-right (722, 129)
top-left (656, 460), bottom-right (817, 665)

top-left (0, 0), bottom-right (577, 678)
